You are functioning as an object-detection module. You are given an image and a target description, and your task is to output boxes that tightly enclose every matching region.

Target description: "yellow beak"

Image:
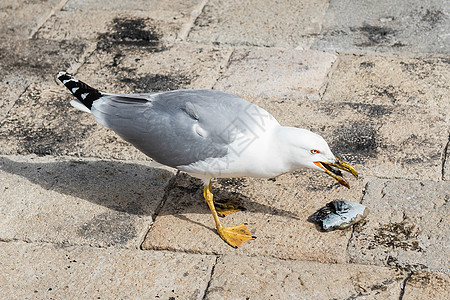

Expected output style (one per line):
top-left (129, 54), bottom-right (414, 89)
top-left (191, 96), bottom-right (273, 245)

top-left (314, 157), bottom-right (358, 188)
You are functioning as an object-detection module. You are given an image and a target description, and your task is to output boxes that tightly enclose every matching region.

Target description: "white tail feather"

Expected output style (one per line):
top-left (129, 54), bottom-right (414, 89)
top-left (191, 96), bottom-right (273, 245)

top-left (70, 100), bottom-right (92, 113)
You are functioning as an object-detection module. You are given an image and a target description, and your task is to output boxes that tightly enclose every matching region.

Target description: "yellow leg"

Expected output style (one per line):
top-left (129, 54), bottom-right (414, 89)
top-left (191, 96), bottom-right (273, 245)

top-left (203, 181), bottom-right (254, 248)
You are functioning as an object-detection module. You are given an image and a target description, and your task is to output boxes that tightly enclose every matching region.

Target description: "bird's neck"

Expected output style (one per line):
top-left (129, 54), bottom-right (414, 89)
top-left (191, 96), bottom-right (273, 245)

top-left (258, 126), bottom-right (305, 176)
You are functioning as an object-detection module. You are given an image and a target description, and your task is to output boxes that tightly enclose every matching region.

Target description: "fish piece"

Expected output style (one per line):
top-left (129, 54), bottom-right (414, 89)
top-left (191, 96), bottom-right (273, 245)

top-left (311, 200), bottom-right (369, 231)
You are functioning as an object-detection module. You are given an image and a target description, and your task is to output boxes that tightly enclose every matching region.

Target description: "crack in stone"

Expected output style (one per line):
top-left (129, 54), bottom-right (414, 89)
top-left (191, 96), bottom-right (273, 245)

top-left (140, 171), bottom-right (180, 250)
top-left (146, 244), bottom-right (218, 256)
top-left (202, 255), bottom-right (219, 300)
top-left (380, 180), bottom-right (389, 200)
top-left (442, 134), bottom-right (449, 180)
top-left (0, 237), bottom-right (132, 250)
top-left (178, 0), bottom-right (210, 41)
top-left (346, 180), bottom-right (369, 263)
top-left (67, 43), bottom-right (98, 75)
top-left (319, 54), bottom-right (341, 100)
top-left (29, 0), bottom-right (69, 39)
top-left (1, 82), bottom-right (31, 124)
top-left (399, 272), bottom-right (413, 300)
top-left (152, 171), bottom-right (180, 221)
top-left (212, 48), bottom-right (235, 90)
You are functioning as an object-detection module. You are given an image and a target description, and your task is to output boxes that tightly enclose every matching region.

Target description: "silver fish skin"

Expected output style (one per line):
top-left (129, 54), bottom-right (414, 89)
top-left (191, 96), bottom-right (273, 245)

top-left (312, 200), bottom-right (369, 231)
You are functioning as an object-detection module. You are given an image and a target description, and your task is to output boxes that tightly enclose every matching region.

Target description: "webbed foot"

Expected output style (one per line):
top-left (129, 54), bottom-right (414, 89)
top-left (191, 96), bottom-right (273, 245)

top-left (217, 224), bottom-right (255, 248)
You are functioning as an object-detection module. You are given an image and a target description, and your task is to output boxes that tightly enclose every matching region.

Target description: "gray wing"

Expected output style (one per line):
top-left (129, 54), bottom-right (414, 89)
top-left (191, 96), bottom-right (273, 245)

top-left (91, 89), bottom-right (253, 168)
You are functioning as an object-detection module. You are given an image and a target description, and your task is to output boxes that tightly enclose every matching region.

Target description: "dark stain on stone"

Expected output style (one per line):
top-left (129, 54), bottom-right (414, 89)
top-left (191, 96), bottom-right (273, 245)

top-left (324, 29), bottom-right (347, 37)
top-left (1, 90), bottom-right (93, 156)
top-left (392, 41), bottom-right (407, 48)
top-left (14, 125), bottom-right (86, 156)
top-left (305, 181), bottom-right (339, 192)
top-left (77, 212), bottom-right (137, 245)
top-left (372, 220), bottom-right (423, 252)
top-left (402, 157), bottom-right (424, 164)
top-left (215, 178), bottom-right (249, 206)
top-left (112, 53), bottom-right (124, 67)
top-left (217, 178), bottom-right (248, 188)
top-left (370, 278), bottom-right (395, 292)
top-left (120, 74), bottom-right (191, 92)
top-left (97, 17), bottom-right (165, 52)
top-left (421, 9), bottom-right (444, 27)
top-left (345, 102), bottom-right (391, 118)
top-left (403, 150), bottom-right (440, 166)
top-left (0, 40), bottom-right (86, 80)
top-left (330, 122), bottom-right (380, 164)
top-left (399, 60), bottom-right (438, 80)
top-left (345, 292), bottom-right (370, 299)
top-left (360, 61), bottom-right (374, 68)
top-left (172, 177), bottom-right (202, 196)
top-left (408, 271), bottom-right (446, 287)
top-left (399, 61), bottom-right (418, 73)
top-left (319, 102), bottom-right (391, 119)
top-left (386, 255), bottom-right (427, 272)
top-left (386, 255), bottom-right (400, 268)
top-left (353, 24), bottom-right (395, 47)
top-left (110, 17), bottom-right (159, 42)
top-left (370, 85), bottom-right (398, 103)
top-left (107, 52), bottom-right (137, 75)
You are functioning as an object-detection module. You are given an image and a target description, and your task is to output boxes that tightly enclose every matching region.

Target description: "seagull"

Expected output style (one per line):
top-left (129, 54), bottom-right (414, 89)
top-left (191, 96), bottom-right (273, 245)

top-left (57, 72), bottom-right (358, 248)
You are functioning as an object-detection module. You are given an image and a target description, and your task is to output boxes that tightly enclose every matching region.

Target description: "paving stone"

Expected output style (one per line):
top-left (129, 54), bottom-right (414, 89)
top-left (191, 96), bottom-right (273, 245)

top-left (0, 241), bottom-right (214, 299)
top-left (0, 0), bottom-right (61, 39)
top-left (63, 0), bottom-right (200, 12)
top-left (205, 255), bottom-right (406, 299)
top-left (143, 172), bottom-right (365, 263)
top-left (214, 48), bottom-right (337, 100)
top-left (0, 79), bottom-right (28, 123)
top-left (312, 0), bottom-right (450, 53)
top-left (331, 103), bottom-right (445, 181)
top-left (35, 10), bottom-right (184, 44)
top-left (322, 55), bottom-right (450, 110)
top-left (0, 39), bottom-right (87, 82)
top-left (77, 42), bottom-right (231, 93)
top-left (348, 179), bottom-right (449, 274)
top-left (188, 0), bottom-right (329, 48)
top-left (0, 39), bottom-right (87, 123)
top-left (403, 271), bottom-right (450, 300)
top-left (0, 82), bottom-right (142, 159)
top-left (0, 155), bottom-right (175, 248)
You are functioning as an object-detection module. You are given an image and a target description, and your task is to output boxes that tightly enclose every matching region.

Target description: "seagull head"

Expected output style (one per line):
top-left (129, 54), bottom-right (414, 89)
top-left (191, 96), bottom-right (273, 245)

top-left (282, 128), bottom-right (358, 188)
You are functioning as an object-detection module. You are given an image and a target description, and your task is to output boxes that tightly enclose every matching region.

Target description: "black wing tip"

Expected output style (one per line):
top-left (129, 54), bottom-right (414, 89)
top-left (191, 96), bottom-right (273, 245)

top-left (57, 71), bottom-right (72, 82)
top-left (57, 71), bottom-right (102, 109)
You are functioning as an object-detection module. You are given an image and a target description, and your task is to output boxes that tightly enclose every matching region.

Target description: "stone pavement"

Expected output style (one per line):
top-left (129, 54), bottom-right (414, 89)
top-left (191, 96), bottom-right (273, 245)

top-left (0, 0), bottom-right (449, 299)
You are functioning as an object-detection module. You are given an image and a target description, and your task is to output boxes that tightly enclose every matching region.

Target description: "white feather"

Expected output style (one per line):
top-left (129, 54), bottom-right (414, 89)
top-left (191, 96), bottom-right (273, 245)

top-left (70, 100), bottom-right (91, 113)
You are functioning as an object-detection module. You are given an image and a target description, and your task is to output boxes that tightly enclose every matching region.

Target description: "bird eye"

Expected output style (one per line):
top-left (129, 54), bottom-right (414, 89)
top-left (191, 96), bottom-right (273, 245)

top-left (311, 149), bottom-right (320, 154)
